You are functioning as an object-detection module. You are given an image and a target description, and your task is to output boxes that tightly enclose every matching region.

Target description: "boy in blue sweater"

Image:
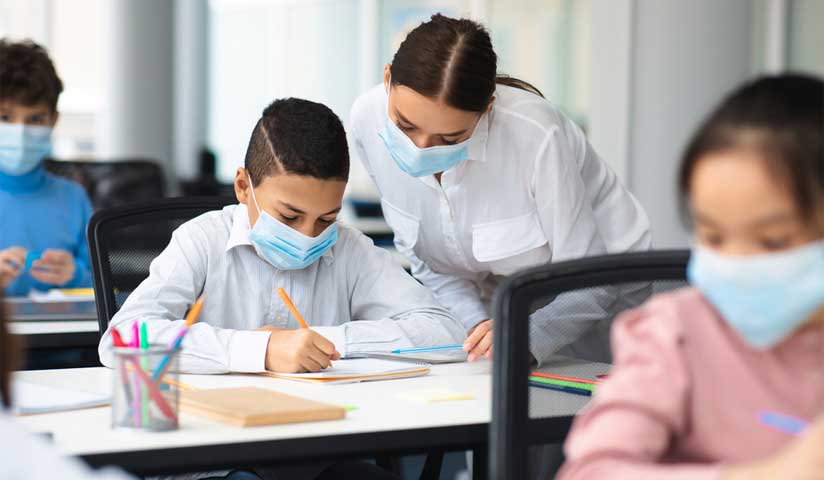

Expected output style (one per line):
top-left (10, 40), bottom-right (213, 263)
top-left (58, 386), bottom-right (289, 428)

top-left (0, 39), bottom-right (93, 296)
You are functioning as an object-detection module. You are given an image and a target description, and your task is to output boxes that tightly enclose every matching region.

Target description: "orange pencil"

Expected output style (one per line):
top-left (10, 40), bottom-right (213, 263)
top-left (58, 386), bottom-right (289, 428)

top-left (276, 287), bottom-right (309, 329)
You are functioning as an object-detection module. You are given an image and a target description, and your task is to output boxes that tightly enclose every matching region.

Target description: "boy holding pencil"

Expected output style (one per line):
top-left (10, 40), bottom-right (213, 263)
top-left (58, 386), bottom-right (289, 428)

top-left (98, 98), bottom-right (465, 374)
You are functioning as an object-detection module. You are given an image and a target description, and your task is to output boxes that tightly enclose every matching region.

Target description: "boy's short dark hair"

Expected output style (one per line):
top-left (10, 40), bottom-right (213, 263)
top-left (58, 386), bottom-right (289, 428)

top-left (244, 98), bottom-right (349, 185)
top-left (0, 39), bottom-right (63, 112)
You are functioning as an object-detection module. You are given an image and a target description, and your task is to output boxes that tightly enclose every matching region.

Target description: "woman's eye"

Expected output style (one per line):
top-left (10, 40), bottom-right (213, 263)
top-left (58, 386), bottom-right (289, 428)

top-left (318, 218), bottom-right (334, 225)
top-left (441, 138), bottom-right (458, 145)
top-left (0, 114), bottom-right (9, 122)
top-left (761, 238), bottom-right (790, 251)
top-left (398, 123), bottom-right (414, 132)
top-left (281, 216), bottom-right (297, 222)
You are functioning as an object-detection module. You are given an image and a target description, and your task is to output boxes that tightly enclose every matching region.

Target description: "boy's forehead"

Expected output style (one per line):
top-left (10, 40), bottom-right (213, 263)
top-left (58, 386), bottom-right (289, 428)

top-left (0, 98), bottom-right (54, 114)
top-left (256, 173), bottom-right (346, 212)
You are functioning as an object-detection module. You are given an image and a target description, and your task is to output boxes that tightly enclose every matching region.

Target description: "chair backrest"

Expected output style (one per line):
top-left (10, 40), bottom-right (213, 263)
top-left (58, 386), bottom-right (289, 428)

top-left (87, 197), bottom-right (236, 335)
top-left (489, 250), bottom-right (690, 479)
top-left (45, 158), bottom-right (166, 209)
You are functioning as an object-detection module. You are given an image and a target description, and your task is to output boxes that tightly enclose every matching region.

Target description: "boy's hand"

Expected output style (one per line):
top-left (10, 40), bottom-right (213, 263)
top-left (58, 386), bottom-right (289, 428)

top-left (30, 249), bottom-right (75, 286)
top-left (259, 326), bottom-right (341, 373)
top-left (722, 415), bottom-right (824, 480)
top-left (0, 247), bottom-right (26, 287)
top-left (463, 319), bottom-right (493, 362)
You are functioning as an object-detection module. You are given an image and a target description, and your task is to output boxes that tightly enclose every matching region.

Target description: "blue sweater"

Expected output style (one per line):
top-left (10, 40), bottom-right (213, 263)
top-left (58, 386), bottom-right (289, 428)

top-left (0, 165), bottom-right (93, 296)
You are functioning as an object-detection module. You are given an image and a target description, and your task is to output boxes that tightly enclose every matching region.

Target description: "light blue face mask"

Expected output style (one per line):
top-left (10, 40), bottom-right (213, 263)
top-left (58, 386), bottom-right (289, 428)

top-left (377, 110), bottom-right (474, 178)
top-left (246, 176), bottom-right (338, 270)
top-left (688, 241), bottom-right (824, 350)
top-left (0, 122), bottom-right (53, 176)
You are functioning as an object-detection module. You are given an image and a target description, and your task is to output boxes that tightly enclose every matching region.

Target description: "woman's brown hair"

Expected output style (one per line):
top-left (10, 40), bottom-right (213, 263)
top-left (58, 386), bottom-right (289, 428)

top-left (389, 14), bottom-right (544, 113)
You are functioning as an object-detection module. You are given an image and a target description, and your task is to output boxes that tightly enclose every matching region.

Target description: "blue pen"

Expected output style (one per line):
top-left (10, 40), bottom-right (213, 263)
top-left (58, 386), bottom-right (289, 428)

top-left (391, 344), bottom-right (464, 354)
top-left (529, 381), bottom-right (592, 397)
top-left (759, 411), bottom-right (808, 436)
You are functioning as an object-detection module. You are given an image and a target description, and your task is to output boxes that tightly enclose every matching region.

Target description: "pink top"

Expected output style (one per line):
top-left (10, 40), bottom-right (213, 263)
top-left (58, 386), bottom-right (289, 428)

top-left (558, 287), bottom-right (824, 480)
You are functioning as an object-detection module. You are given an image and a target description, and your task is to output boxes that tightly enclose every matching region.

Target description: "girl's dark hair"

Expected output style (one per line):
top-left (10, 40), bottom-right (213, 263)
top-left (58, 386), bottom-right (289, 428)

top-left (678, 73), bottom-right (824, 229)
top-left (0, 290), bottom-right (18, 409)
top-left (389, 14), bottom-right (544, 113)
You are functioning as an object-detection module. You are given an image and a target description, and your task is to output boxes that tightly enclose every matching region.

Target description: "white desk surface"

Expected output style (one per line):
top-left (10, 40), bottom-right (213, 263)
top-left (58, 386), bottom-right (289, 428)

top-left (14, 359), bottom-right (594, 458)
top-left (10, 321), bottom-right (100, 336)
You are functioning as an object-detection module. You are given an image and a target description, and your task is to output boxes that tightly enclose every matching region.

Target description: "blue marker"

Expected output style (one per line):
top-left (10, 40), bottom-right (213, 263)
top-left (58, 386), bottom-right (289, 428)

top-left (24, 252), bottom-right (41, 271)
top-left (759, 411), bottom-right (807, 436)
top-left (391, 344), bottom-right (464, 354)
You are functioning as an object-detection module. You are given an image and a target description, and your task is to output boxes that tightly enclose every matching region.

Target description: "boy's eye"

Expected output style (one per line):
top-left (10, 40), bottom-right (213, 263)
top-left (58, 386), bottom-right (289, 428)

top-left (0, 114), bottom-right (9, 122)
top-left (398, 123), bottom-right (414, 132)
top-left (281, 215), bottom-right (298, 222)
top-left (318, 218), bottom-right (335, 225)
top-left (441, 137), bottom-right (459, 145)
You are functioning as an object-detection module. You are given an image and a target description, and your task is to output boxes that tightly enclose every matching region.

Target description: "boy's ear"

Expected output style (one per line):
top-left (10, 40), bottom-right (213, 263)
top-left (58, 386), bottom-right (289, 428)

top-left (234, 168), bottom-right (251, 205)
top-left (383, 64), bottom-right (391, 94)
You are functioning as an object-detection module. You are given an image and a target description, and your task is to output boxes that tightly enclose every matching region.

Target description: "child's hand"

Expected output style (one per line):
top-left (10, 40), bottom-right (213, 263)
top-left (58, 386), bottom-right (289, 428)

top-left (0, 247), bottom-right (26, 287)
top-left (463, 319), bottom-right (493, 362)
top-left (30, 249), bottom-right (75, 286)
top-left (722, 415), bottom-right (824, 480)
top-left (259, 326), bottom-right (341, 373)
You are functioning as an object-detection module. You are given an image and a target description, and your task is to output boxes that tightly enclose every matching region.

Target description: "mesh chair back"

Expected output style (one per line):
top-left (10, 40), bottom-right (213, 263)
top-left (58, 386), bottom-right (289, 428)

top-left (87, 197), bottom-right (236, 335)
top-left (489, 250), bottom-right (690, 479)
top-left (45, 158), bottom-right (166, 209)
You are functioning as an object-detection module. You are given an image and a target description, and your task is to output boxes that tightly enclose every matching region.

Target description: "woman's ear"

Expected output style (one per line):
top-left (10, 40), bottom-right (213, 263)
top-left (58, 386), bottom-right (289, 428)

top-left (485, 96), bottom-right (496, 114)
top-left (234, 168), bottom-right (250, 205)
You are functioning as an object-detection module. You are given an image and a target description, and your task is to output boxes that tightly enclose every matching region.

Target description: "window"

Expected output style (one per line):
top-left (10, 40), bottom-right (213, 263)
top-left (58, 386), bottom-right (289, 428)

top-left (0, 0), bottom-right (102, 158)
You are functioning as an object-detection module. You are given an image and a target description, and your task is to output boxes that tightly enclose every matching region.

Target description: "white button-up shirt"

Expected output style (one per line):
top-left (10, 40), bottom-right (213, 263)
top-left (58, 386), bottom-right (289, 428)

top-left (98, 205), bottom-right (465, 373)
top-left (350, 84), bottom-right (652, 362)
top-left (0, 413), bottom-right (132, 480)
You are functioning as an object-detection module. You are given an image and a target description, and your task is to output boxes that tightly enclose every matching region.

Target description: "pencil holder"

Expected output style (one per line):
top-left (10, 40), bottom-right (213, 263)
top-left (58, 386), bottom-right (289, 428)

top-left (111, 346), bottom-right (180, 431)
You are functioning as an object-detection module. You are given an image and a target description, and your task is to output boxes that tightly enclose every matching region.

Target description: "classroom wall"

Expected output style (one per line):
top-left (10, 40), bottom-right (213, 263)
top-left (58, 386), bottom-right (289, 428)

top-left (96, 0), bottom-right (176, 190)
top-left (590, 0), bottom-right (755, 248)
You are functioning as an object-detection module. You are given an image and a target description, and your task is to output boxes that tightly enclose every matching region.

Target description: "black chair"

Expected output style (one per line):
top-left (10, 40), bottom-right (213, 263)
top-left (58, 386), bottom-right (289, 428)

top-left (45, 158), bottom-right (167, 209)
top-left (489, 250), bottom-right (690, 479)
top-left (87, 196), bottom-right (237, 335)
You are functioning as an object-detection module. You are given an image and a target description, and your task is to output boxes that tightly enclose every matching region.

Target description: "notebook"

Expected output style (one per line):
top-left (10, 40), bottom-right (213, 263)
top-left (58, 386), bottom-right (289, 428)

top-left (179, 387), bottom-right (345, 427)
top-left (262, 358), bottom-right (430, 385)
top-left (12, 380), bottom-right (110, 415)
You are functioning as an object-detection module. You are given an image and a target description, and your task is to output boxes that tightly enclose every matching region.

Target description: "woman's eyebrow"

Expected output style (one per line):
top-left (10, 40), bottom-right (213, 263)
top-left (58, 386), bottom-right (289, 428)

top-left (395, 109), bottom-right (468, 137)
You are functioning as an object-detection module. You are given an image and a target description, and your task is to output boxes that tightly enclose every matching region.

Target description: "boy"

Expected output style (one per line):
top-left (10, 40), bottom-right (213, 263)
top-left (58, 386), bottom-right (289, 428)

top-left (0, 39), bottom-right (93, 296)
top-left (99, 98), bottom-right (464, 373)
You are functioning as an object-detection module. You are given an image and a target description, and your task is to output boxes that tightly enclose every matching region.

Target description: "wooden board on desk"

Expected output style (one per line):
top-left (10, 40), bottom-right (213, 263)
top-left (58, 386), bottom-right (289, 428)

top-left (179, 387), bottom-right (345, 427)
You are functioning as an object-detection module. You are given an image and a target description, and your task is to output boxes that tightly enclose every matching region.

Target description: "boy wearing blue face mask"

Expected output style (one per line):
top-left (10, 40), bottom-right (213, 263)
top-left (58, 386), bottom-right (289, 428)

top-left (0, 39), bottom-right (93, 295)
top-left (559, 75), bottom-right (824, 480)
top-left (98, 98), bottom-right (465, 376)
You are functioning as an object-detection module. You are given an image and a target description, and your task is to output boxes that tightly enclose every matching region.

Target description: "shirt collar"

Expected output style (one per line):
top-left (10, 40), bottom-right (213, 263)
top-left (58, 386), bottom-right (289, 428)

top-left (0, 164), bottom-right (47, 192)
top-left (465, 111), bottom-right (490, 163)
top-left (224, 204), bottom-right (335, 265)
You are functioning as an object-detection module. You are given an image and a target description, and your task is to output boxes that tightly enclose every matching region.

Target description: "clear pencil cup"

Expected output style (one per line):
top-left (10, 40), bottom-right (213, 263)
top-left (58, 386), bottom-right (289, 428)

top-left (111, 346), bottom-right (180, 431)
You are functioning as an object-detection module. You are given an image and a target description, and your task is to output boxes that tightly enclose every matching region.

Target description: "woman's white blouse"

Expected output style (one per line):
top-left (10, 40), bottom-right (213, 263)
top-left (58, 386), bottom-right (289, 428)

top-left (351, 84), bottom-right (652, 362)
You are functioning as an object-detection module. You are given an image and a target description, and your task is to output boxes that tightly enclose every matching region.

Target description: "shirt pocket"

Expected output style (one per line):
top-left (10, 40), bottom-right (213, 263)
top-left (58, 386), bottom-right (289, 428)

top-left (380, 198), bottom-right (420, 251)
top-left (472, 210), bottom-right (551, 275)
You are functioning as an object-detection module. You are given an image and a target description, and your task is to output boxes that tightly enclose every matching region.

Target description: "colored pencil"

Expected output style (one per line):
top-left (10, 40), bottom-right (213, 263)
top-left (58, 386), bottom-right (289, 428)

top-left (391, 345), bottom-right (464, 354)
top-left (277, 288), bottom-right (309, 329)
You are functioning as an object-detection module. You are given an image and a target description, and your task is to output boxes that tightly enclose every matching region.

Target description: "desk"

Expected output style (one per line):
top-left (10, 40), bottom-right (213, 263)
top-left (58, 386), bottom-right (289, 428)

top-left (8, 298), bottom-right (100, 368)
top-left (15, 359), bottom-right (606, 476)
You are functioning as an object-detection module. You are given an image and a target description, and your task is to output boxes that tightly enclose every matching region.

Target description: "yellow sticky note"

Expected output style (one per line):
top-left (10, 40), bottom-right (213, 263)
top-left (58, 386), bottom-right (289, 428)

top-left (396, 389), bottom-right (475, 404)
